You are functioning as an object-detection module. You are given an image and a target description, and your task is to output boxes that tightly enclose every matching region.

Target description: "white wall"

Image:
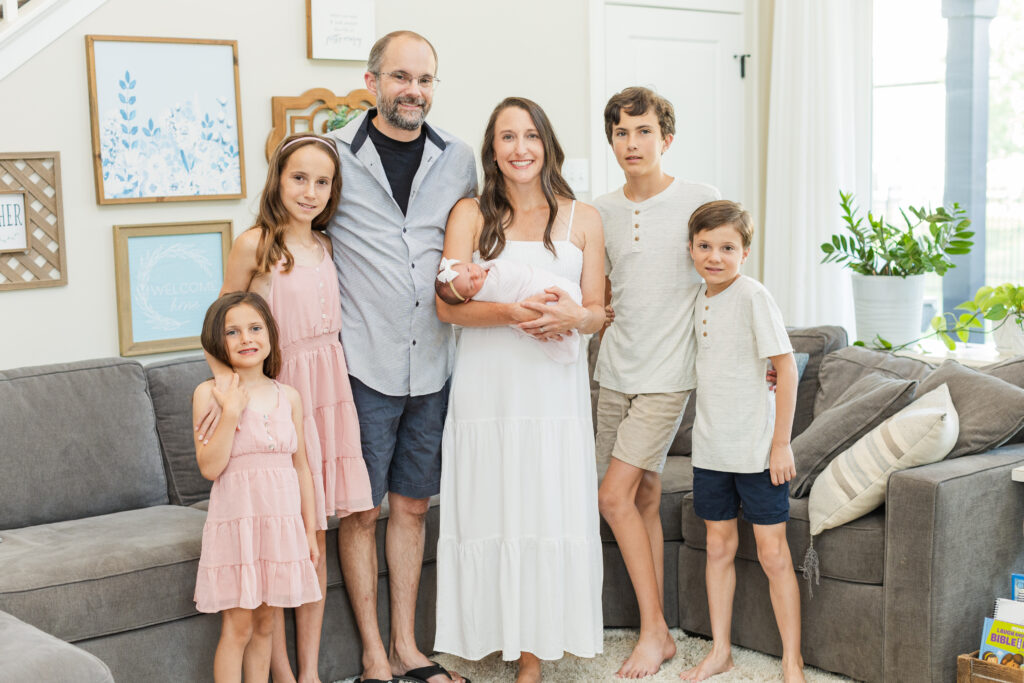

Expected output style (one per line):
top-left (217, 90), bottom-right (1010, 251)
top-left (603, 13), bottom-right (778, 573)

top-left (0, 0), bottom-right (768, 369)
top-left (0, 0), bottom-right (595, 369)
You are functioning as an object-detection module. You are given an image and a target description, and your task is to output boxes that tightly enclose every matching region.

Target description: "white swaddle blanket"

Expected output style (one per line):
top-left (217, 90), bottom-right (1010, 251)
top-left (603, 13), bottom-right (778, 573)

top-left (474, 259), bottom-right (583, 364)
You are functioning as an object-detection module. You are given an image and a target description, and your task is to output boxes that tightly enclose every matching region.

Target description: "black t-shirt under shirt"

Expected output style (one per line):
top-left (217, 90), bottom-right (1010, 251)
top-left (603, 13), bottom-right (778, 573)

top-left (366, 112), bottom-right (426, 215)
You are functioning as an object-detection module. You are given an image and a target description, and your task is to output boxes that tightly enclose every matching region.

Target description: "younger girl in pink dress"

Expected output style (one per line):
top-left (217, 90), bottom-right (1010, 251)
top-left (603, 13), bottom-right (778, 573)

top-left (193, 291), bottom-right (322, 682)
top-left (198, 133), bottom-right (372, 682)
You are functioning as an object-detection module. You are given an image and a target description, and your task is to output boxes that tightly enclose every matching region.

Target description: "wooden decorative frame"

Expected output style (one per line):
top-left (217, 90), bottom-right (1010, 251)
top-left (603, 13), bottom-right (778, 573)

top-left (113, 220), bottom-right (231, 356)
top-left (305, 0), bottom-right (375, 61)
top-left (265, 87), bottom-right (375, 160)
top-left (86, 35), bottom-right (246, 205)
top-left (0, 152), bottom-right (66, 291)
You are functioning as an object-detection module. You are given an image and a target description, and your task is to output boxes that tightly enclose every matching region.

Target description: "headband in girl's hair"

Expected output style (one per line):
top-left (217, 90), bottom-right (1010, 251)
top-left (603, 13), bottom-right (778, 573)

top-left (437, 257), bottom-right (465, 302)
top-left (280, 136), bottom-right (340, 159)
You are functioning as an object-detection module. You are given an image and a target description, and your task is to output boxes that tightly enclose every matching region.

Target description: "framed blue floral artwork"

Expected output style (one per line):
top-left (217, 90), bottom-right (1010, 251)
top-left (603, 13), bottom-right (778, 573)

top-left (113, 220), bottom-right (231, 356)
top-left (86, 36), bottom-right (246, 205)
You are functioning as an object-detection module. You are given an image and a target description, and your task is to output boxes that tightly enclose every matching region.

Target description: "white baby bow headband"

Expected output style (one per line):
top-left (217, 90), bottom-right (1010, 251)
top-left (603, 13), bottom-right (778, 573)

top-left (436, 257), bottom-right (465, 302)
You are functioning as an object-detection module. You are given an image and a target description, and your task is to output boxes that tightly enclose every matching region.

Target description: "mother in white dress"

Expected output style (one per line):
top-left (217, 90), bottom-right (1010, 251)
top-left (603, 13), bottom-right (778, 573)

top-left (433, 97), bottom-right (607, 683)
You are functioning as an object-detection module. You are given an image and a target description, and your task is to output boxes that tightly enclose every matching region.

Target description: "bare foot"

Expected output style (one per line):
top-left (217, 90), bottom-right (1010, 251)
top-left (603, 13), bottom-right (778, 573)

top-left (679, 646), bottom-right (733, 681)
top-left (782, 655), bottom-right (805, 683)
top-left (616, 629), bottom-right (676, 678)
top-left (516, 652), bottom-right (542, 683)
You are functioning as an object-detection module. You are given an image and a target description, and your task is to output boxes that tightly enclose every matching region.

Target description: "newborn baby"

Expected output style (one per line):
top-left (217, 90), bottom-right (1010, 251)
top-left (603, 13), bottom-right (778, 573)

top-left (435, 257), bottom-right (582, 363)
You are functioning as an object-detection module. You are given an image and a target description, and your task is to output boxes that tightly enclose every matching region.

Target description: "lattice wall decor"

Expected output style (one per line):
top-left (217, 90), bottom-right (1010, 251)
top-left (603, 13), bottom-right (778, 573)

top-left (265, 87), bottom-right (375, 160)
top-left (0, 152), bottom-right (66, 291)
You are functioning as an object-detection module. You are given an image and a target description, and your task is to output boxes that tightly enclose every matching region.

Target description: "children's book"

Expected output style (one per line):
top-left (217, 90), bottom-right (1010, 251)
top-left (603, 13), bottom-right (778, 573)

top-left (996, 598), bottom-right (1024, 626)
top-left (1013, 573), bottom-right (1024, 601)
top-left (979, 617), bottom-right (1024, 667)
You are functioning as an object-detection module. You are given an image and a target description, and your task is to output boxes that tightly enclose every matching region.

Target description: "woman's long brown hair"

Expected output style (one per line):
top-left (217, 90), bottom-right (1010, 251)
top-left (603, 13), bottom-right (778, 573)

top-left (254, 133), bottom-right (342, 274)
top-left (478, 97), bottom-right (575, 260)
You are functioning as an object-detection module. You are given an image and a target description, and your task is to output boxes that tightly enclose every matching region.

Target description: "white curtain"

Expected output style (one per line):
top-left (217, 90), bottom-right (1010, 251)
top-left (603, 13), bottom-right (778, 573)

top-left (762, 0), bottom-right (872, 337)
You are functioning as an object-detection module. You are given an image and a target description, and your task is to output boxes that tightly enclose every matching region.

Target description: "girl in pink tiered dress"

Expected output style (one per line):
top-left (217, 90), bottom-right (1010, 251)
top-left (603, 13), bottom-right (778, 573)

top-left (197, 134), bottom-right (372, 682)
top-left (193, 291), bottom-right (322, 682)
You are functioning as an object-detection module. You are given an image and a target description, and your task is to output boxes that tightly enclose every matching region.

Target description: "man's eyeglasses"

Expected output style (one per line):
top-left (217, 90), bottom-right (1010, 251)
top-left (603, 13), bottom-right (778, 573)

top-left (374, 71), bottom-right (440, 90)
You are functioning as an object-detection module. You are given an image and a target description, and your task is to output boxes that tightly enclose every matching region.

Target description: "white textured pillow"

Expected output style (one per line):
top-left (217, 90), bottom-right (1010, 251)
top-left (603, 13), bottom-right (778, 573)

top-left (809, 384), bottom-right (959, 536)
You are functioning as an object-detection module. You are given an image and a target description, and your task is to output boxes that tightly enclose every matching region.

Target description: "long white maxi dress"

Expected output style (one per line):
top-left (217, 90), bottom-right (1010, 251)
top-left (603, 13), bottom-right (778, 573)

top-left (434, 202), bottom-right (604, 661)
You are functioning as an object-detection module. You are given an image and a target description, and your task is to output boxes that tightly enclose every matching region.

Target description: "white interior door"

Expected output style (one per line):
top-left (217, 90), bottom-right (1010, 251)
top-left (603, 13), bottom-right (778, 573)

top-left (601, 4), bottom-right (746, 201)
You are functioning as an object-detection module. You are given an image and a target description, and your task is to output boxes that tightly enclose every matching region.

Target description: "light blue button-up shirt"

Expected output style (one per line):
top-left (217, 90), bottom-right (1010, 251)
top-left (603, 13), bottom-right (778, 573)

top-left (326, 109), bottom-right (478, 397)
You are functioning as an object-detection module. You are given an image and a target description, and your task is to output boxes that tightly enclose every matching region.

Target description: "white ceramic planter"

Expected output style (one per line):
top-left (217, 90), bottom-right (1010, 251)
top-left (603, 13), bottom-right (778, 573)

top-left (851, 273), bottom-right (926, 347)
top-left (993, 318), bottom-right (1024, 355)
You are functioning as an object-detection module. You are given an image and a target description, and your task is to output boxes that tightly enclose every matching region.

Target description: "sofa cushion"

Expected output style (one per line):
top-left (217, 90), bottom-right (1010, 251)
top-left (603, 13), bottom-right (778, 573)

top-left (0, 358), bottom-right (169, 528)
top-left (814, 346), bottom-right (934, 417)
top-left (790, 373), bottom-right (918, 497)
top-left (787, 325), bottom-right (849, 436)
top-left (982, 356), bottom-right (1024, 444)
top-left (600, 455), bottom-right (692, 543)
top-left (0, 610), bottom-right (114, 683)
top-left (681, 494), bottom-right (885, 584)
top-left (0, 505), bottom-right (206, 642)
top-left (145, 355), bottom-right (214, 505)
top-left (809, 384), bottom-right (958, 535)
top-left (917, 360), bottom-right (1024, 458)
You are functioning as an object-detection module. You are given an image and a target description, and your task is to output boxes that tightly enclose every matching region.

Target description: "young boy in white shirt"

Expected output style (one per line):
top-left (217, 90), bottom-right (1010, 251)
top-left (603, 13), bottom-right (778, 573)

top-left (680, 200), bottom-right (804, 683)
top-left (593, 86), bottom-right (719, 678)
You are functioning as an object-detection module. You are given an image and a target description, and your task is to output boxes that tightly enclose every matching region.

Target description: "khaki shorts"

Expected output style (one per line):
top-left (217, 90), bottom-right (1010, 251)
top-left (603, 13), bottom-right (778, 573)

top-left (595, 387), bottom-right (692, 476)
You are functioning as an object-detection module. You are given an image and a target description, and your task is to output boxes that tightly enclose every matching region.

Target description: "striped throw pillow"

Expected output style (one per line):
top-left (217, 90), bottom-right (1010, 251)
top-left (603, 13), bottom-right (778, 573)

top-left (809, 384), bottom-right (959, 536)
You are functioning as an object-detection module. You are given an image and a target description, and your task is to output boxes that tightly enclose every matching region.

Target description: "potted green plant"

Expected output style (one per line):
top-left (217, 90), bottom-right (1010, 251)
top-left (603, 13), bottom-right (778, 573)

top-left (324, 104), bottom-right (361, 132)
top-left (820, 190), bottom-right (973, 347)
top-left (946, 283), bottom-right (1024, 354)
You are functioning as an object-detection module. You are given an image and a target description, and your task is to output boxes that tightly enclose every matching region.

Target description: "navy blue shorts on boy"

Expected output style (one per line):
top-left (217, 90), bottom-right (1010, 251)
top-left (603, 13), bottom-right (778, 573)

top-left (349, 375), bottom-right (450, 507)
top-left (692, 466), bottom-right (790, 525)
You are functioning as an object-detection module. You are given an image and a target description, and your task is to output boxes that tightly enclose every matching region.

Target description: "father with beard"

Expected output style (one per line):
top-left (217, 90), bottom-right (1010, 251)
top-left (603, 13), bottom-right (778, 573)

top-left (326, 30), bottom-right (476, 683)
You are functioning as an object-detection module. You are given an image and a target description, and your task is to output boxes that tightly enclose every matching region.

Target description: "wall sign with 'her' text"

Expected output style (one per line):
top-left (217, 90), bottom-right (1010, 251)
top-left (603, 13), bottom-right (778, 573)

top-left (0, 191), bottom-right (27, 253)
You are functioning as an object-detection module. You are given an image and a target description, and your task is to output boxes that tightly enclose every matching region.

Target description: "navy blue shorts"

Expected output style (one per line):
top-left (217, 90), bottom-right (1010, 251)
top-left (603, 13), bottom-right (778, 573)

top-left (349, 375), bottom-right (450, 507)
top-left (692, 466), bottom-right (790, 525)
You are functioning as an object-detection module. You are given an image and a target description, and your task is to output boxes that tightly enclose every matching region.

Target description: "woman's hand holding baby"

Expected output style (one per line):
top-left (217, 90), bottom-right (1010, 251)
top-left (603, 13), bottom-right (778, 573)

top-left (519, 286), bottom-right (585, 341)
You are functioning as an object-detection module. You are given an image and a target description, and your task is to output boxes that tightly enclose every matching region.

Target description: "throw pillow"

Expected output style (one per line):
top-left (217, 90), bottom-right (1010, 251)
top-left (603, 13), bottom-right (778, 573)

top-left (808, 384), bottom-right (959, 536)
top-left (814, 346), bottom-right (934, 417)
top-left (981, 356), bottom-right (1024, 444)
top-left (790, 373), bottom-right (917, 497)
top-left (916, 360), bottom-right (1024, 457)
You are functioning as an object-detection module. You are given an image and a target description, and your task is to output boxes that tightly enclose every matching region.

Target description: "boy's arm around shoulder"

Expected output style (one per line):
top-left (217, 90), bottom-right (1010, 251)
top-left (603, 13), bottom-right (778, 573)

top-left (193, 379), bottom-right (245, 481)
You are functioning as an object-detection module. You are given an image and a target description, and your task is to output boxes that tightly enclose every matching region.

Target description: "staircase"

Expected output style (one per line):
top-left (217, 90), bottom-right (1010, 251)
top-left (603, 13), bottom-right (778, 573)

top-left (0, 0), bottom-right (111, 81)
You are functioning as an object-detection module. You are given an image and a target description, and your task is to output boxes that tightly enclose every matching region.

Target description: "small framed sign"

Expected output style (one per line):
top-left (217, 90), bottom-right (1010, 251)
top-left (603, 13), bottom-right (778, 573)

top-left (0, 191), bottom-right (27, 254)
top-left (113, 220), bottom-right (231, 356)
top-left (306, 0), bottom-right (375, 61)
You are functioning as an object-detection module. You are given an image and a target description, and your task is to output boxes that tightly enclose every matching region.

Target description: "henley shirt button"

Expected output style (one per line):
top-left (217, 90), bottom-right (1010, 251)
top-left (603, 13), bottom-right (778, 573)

top-left (634, 236), bottom-right (639, 242)
top-left (634, 223), bottom-right (639, 228)
top-left (703, 332), bottom-right (707, 337)
top-left (634, 210), bottom-right (640, 215)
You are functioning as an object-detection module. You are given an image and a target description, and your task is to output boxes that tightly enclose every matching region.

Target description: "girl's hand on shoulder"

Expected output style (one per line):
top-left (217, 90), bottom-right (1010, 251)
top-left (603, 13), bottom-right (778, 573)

top-left (212, 374), bottom-right (248, 418)
top-left (769, 443), bottom-right (796, 487)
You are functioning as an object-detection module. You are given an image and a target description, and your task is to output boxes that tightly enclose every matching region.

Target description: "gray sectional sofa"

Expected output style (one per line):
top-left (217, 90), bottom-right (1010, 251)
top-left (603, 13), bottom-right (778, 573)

top-left (3, 326), bottom-right (1023, 682)
top-left (0, 356), bottom-right (439, 682)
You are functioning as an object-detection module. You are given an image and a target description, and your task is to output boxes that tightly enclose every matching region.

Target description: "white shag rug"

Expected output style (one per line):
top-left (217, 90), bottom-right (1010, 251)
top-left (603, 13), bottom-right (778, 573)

top-left (335, 628), bottom-right (858, 682)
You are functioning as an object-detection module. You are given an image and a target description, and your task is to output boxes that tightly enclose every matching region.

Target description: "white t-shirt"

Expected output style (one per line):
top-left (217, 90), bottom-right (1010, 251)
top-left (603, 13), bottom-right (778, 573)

top-left (593, 178), bottom-right (720, 393)
top-left (692, 275), bottom-right (793, 473)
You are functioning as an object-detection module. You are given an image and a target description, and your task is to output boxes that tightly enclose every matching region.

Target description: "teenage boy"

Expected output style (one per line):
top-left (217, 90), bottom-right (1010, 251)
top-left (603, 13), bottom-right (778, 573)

top-left (681, 200), bottom-right (803, 683)
top-left (593, 86), bottom-right (719, 679)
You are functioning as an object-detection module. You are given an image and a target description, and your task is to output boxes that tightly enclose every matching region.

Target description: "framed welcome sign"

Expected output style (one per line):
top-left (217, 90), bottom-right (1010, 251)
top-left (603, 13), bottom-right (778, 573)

top-left (113, 220), bottom-right (231, 356)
